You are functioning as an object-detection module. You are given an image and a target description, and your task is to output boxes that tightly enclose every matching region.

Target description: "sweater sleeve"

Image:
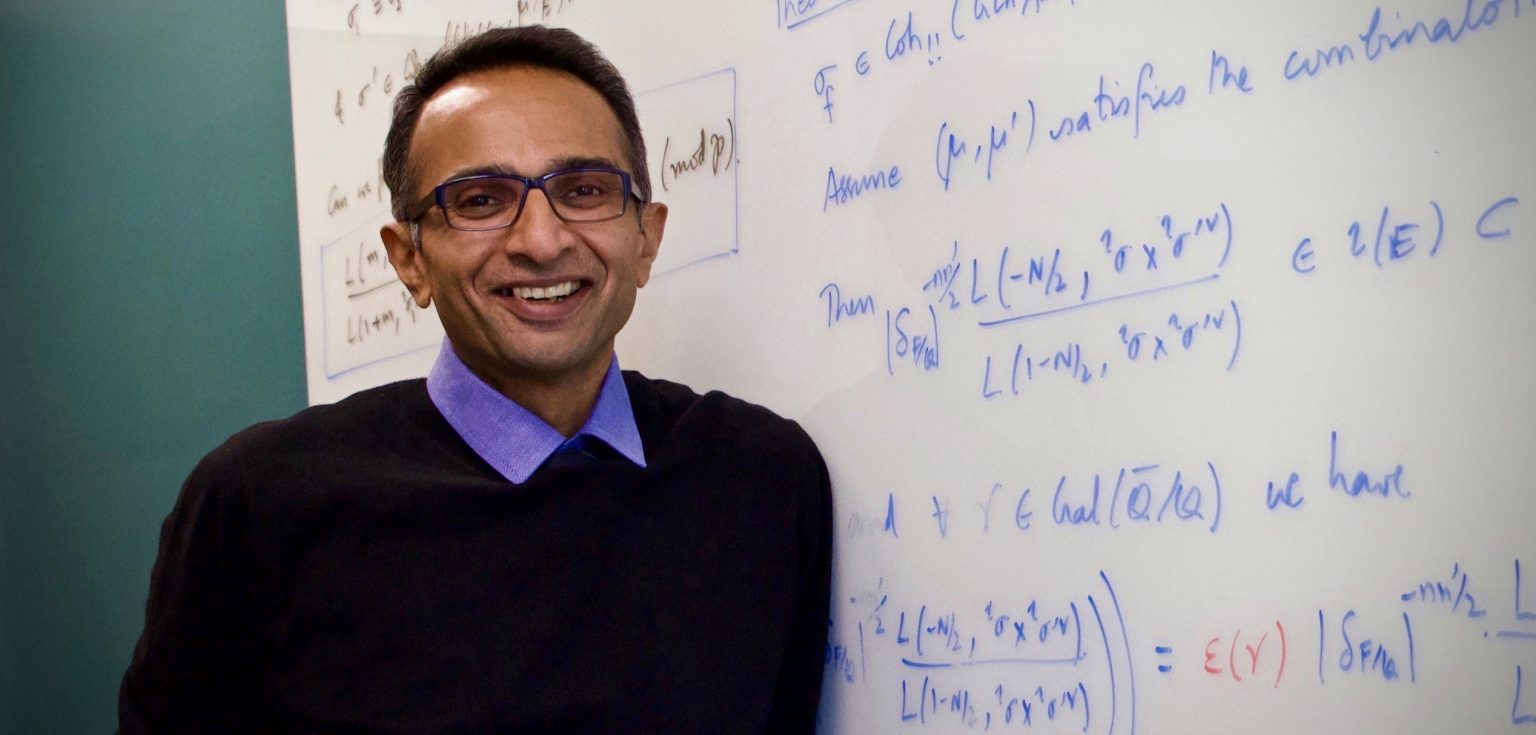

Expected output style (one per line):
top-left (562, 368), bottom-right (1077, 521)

top-left (764, 437), bottom-right (834, 733)
top-left (119, 449), bottom-right (263, 734)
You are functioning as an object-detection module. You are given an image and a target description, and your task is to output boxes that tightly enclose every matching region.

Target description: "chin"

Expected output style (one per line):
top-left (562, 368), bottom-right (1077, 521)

top-left (502, 346), bottom-right (607, 381)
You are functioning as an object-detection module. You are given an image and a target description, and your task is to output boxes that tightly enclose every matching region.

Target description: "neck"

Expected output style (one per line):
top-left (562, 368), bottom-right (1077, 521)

top-left (460, 351), bottom-right (612, 438)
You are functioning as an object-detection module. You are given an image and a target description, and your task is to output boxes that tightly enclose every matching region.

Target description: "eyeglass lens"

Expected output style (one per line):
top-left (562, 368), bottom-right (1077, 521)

top-left (440, 170), bottom-right (627, 230)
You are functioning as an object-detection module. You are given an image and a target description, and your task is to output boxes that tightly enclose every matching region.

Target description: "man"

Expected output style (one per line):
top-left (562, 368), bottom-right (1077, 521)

top-left (120, 26), bottom-right (832, 733)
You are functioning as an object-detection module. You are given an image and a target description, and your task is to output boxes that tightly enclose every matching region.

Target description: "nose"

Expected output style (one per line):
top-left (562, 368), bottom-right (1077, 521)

top-left (501, 187), bottom-right (577, 264)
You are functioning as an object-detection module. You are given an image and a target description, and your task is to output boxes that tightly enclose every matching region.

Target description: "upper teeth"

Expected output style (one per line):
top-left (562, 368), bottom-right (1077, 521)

top-left (512, 281), bottom-right (579, 300)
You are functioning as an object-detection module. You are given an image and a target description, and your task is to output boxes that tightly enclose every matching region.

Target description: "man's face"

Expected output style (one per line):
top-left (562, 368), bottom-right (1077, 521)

top-left (383, 67), bottom-right (665, 394)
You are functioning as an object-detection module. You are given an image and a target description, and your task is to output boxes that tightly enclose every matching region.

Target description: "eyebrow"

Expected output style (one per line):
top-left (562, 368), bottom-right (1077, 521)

top-left (438, 155), bottom-right (627, 184)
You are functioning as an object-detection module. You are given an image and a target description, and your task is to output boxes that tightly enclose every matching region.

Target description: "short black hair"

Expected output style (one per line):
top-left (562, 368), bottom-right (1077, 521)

top-left (382, 25), bottom-right (650, 222)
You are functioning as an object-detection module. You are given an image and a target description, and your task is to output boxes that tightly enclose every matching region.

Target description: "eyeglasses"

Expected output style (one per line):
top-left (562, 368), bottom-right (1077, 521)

top-left (405, 166), bottom-right (638, 231)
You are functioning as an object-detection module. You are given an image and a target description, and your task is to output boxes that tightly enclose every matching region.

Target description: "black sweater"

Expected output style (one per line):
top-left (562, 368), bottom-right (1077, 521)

top-left (120, 374), bottom-right (832, 734)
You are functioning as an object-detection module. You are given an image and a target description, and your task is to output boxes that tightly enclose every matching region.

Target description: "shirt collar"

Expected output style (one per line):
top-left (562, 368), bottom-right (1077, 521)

top-left (425, 339), bottom-right (646, 484)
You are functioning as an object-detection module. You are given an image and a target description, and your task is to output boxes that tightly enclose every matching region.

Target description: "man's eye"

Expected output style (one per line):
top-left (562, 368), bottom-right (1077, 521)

top-left (458, 193), bottom-right (502, 208)
top-left (552, 175), bottom-right (617, 210)
top-left (450, 188), bottom-right (513, 218)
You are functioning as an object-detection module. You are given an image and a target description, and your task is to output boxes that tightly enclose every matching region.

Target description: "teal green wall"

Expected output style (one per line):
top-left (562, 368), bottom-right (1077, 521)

top-left (0, 2), bottom-right (305, 731)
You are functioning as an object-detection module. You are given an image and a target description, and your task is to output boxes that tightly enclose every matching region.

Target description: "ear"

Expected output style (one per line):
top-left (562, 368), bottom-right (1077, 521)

top-left (381, 221), bottom-right (434, 309)
top-left (634, 202), bottom-right (667, 289)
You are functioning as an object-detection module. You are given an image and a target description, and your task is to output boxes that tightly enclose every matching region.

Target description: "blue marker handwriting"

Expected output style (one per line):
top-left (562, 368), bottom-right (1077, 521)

top-left (934, 105), bottom-right (1033, 191)
top-left (813, 64), bottom-right (838, 123)
top-left (862, 463), bottom-right (1226, 542)
top-left (843, 492), bottom-right (901, 540)
top-left (1045, 62), bottom-right (1188, 143)
top-left (933, 62), bottom-right (1190, 191)
top-left (820, 282), bottom-right (877, 327)
top-left (1292, 195), bottom-right (1520, 274)
top-left (981, 340), bottom-right (1110, 395)
top-left (1317, 608), bottom-right (1417, 684)
top-left (1328, 431), bottom-right (1409, 500)
top-left (1285, 0), bottom-right (1534, 82)
top-left (824, 163), bottom-right (903, 211)
top-left (809, 0), bottom-right (1086, 122)
top-left (1209, 49), bottom-right (1256, 94)
top-left (887, 11), bottom-right (946, 67)
top-left (901, 676), bottom-right (1091, 729)
top-left (951, 0), bottom-right (1083, 42)
top-left (1517, 665), bottom-right (1534, 725)
top-left (1118, 300), bottom-right (1243, 371)
top-left (886, 304), bottom-right (942, 374)
top-left (779, 0), bottom-right (860, 32)
top-left (1050, 462), bottom-right (1225, 533)
top-left (826, 570), bottom-right (1132, 731)
top-left (915, 203), bottom-right (1233, 328)
top-left (1265, 472), bottom-right (1305, 511)
top-left (978, 299), bottom-right (1241, 396)
top-left (1260, 432), bottom-right (1409, 516)
top-left (1400, 563), bottom-right (1488, 619)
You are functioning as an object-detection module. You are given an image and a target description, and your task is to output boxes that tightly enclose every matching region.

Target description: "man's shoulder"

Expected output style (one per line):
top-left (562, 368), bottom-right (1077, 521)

top-left (621, 370), bottom-right (822, 461)
top-left (622, 370), bottom-right (795, 428)
top-left (202, 379), bottom-right (433, 470)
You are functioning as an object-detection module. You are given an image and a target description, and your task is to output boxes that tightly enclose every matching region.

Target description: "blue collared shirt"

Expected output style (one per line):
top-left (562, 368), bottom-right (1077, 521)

top-left (425, 339), bottom-right (646, 484)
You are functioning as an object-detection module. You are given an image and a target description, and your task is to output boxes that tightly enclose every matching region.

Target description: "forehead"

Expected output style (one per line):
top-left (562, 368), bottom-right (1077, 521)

top-left (408, 66), bottom-right (628, 189)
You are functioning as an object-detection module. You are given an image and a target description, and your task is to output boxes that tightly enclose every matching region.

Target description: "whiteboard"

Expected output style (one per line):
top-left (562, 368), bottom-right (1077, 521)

top-left (285, 1), bottom-right (1536, 731)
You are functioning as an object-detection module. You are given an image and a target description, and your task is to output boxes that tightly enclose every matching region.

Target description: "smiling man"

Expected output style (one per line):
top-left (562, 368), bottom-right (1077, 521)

top-left (119, 26), bottom-right (832, 734)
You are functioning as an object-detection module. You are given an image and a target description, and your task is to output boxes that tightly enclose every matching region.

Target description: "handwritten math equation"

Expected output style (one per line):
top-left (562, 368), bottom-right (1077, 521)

top-left (820, 200), bottom-right (1242, 396)
top-left (828, 560), bottom-right (1536, 730)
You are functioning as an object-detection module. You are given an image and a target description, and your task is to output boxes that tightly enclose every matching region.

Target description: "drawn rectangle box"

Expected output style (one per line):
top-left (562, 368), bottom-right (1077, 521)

top-left (320, 213), bottom-right (441, 379)
top-left (636, 68), bottom-right (739, 277)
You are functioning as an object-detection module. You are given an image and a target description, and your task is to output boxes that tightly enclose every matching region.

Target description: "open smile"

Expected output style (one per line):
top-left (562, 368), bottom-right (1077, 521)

top-left (494, 279), bottom-right (587, 303)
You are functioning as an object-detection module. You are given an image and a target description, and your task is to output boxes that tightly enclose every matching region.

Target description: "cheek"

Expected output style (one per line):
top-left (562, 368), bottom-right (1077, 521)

top-left (424, 265), bottom-right (484, 318)
top-left (428, 256), bottom-right (480, 293)
top-left (603, 236), bottom-right (649, 281)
